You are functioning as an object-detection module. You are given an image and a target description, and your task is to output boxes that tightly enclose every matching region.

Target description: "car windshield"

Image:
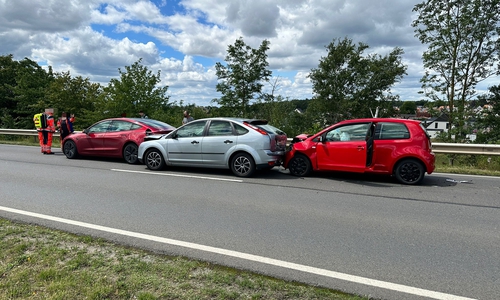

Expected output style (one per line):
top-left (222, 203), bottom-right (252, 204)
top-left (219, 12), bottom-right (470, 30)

top-left (133, 118), bottom-right (176, 131)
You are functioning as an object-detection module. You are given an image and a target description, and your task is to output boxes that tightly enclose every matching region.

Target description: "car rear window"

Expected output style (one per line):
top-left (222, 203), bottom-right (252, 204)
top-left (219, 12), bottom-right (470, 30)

top-left (374, 122), bottom-right (410, 140)
top-left (255, 124), bottom-right (286, 136)
top-left (136, 119), bottom-right (176, 131)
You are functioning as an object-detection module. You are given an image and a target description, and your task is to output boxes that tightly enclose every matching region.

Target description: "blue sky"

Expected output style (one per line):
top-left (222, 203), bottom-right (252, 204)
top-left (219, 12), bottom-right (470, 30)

top-left (0, 0), bottom-right (497, 107)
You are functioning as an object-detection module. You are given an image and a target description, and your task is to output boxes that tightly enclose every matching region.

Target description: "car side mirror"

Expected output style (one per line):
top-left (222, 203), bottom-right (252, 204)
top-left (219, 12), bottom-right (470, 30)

top-left (83, 129), bottom-right (88, 134)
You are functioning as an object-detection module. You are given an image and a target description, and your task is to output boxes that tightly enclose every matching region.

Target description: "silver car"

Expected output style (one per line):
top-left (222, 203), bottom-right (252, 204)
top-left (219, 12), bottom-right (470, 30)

top-left (137, 118), bottom-right (287, 177)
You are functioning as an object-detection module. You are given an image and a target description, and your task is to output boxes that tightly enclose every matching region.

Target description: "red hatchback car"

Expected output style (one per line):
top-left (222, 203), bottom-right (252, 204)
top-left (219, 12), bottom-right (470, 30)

top-left (63, 118), bottom-right (176, 164)
top-left (284, 118), bottom-right (435, 185)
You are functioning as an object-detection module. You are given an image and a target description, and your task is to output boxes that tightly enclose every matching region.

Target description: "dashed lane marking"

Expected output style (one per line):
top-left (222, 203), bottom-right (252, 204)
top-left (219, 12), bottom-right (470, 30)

top-left (111, 169), bottom-right (243, 182)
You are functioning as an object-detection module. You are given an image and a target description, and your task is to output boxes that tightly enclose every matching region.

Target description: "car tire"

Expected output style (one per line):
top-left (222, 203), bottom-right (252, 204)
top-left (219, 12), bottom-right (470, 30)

top-left (288, 154), bottom-right (312, 177)
top-left (145, 149), bottom-right (165, 171)
top-left (230, 153), bottom-right (256, 177)
top-left (394, 158), bottom-right (425, 185)
top-left (63, 140), bottom-right (78, 159)
top-left (123, 143), bottom-right (139, 164)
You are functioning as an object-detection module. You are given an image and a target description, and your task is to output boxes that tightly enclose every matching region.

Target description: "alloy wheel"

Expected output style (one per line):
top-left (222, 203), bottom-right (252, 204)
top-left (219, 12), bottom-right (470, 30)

top-left (123, 144), bottom-right (138, 164)
top-left (289, 155), bottom-right (311, 177)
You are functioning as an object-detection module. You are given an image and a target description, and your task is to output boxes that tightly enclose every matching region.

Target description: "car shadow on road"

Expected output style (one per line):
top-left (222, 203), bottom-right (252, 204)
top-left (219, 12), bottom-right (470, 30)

top-left (151, 166), bottom-right (464, 187)
top-left (74, 155), bottom-right (467, 187)
top-left (135, 165), bottom-right (300, 180)
top-left (67, 155), bottom-right (135, 165)
top-left (275, 169), bottom-right (463, 188)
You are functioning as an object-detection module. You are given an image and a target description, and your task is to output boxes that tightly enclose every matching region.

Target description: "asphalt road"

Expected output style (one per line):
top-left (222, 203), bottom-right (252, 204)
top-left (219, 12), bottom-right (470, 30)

top-left (0, 144), bottom-right (499, 300)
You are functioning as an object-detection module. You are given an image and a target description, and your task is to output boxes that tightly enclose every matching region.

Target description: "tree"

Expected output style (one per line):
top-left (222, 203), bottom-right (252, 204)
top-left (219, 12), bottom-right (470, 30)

top-left (46, 72), bottom-right (104, 128)
top-left (412, 0), bottom-right (500, 141)
top-left (214, 37), bottom-right (272, 117)
top-left (102, 59), bottom-right (170, 119)
top-left (475, 85), bottom-right (500, 144)
top-left (13, 58), bottom-right (54, 129)
top-left (307, 37), bottom-right (407, 127)
top-left (399, 101), bottom-right (417, 114)
top-left (0, 55), bottom-right (18, 128)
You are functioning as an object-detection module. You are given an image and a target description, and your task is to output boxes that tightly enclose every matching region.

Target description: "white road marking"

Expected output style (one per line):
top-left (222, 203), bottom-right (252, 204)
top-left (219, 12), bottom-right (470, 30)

top-left (112, 169), bottom-right (243, 182)
top-left (0, 205), bottom-right (475, 300)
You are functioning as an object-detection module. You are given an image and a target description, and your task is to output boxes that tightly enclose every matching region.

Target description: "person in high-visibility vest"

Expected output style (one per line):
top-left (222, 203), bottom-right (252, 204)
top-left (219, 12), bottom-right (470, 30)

top-left (34, 111), bottom-right (46, 153)
top-left (40, 108), bottom-right (56, 154)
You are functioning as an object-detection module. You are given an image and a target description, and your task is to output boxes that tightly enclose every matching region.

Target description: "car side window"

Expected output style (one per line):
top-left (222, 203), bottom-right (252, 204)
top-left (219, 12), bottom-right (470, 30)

top-left (375, 123), bottom-right (410, 140)
top-left (234, 124), bottom-right (249, 135)
top-left (109, 121), bottom-right (132, 132)
top-left (131, 124), bottom-right (142, 130)
top-left (88, 121), bottom-right (111, 133)
top-left (207, 121), bottom-right (233, 136)
top-left (325, 123), bottom-right (370, 142)
top-left (176, 121), bottom-right (207, 138)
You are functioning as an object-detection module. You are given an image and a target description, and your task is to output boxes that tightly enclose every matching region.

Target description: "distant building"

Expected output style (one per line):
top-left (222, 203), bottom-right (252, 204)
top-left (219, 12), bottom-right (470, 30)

top-left (422, 114), bottom-right (449, 139)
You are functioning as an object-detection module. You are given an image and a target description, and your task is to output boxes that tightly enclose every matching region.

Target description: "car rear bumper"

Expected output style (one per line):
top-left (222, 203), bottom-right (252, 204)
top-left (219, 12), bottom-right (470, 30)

top-left (254, 150), bottom-right (285, 168)
top-left (265, 150), bottom-right (285, 156)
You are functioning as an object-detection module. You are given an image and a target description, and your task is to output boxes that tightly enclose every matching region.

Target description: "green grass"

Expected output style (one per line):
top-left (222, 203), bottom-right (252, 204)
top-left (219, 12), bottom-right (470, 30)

top-left (434, 153), bottom-right (500, 176)
top-left (0, 219), bottom-right (366, 300)
top-left (0, 135), bottom-right (46, 146)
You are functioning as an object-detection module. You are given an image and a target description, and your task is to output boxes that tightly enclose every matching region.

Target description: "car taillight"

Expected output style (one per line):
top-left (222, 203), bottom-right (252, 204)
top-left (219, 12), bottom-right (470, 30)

top-left (243, 122), bottom-right (268, 135)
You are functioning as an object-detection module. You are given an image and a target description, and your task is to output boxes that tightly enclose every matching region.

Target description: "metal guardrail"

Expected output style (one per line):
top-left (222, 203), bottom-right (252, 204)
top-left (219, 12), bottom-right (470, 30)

top-left (1, 129), bottom-right (499, 155)
top-left (0, 129), bottom-right (40, 137)
top-left (431, 142), bottom-right (500, 155)
top-left (0, 129), bottom-right (82, 137)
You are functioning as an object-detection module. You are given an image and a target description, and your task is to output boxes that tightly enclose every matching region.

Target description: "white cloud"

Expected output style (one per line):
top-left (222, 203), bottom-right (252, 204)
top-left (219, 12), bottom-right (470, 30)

top-left (0, 0), bottom-right (91, 32)
top-left (225, 1), bottom-right (280, 37)
top-left (1, 0), bottom-right (495, 107)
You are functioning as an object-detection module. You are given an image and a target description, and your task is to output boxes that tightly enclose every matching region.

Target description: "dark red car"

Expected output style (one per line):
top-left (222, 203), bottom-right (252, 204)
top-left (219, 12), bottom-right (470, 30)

top-left (284, 118), bottom-right (435, 185)
top-left (63, 118), bottom-right (175, 164)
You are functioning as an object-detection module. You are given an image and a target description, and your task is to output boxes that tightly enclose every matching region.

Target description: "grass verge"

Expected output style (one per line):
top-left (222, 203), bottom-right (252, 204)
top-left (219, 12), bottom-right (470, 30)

top-left (0, 219), bottom-right (366, 300)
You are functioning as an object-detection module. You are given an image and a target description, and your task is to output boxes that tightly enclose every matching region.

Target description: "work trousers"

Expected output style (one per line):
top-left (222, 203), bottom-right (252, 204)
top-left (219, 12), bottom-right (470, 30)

top-left (38, 130), bottom-right (54, 153)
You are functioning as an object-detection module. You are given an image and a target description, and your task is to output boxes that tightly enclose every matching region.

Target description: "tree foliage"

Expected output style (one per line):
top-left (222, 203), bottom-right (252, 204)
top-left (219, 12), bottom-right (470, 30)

top-left (46, 72), bottom-right (104, 128)
top-left (412, 0), bottom-right (500, 141)
top-left (475, 85), bottom-right (500, 144)
top-left (0, 55), bottom-right (19, 128)
top-left (214, 37), bottom-right (272, 117)
top-left (12, 58), bottom-right (54, 129)
top-left (307, 37), bottom-right (407, 127)
top-left (101, 59), bottom-right (170, 120)
top-left (399, 101), bottom-right (418, 114)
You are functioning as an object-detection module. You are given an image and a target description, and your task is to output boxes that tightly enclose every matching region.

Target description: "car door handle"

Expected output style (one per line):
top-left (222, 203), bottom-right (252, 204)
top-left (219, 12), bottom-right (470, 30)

top-left (357, 146), bottom-right (365, 151)
top-left (224, 140), bottom-right (233, 144)
top-left (191, 140), bottom-right (200, 144)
